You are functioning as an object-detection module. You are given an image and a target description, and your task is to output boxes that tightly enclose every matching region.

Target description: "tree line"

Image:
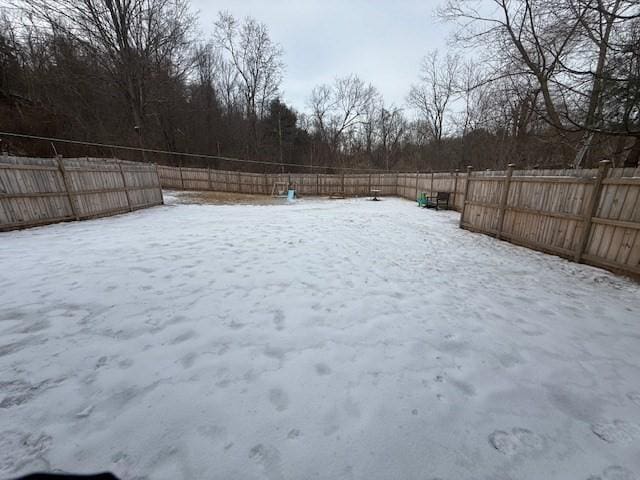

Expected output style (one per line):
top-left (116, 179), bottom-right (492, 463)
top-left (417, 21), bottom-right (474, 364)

top-left (0, 0), bottom-right (638, 173)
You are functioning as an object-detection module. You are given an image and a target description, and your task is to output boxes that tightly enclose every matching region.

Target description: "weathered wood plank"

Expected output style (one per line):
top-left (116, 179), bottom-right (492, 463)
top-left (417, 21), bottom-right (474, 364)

top-left (0, 156), bottom-right (163, 231)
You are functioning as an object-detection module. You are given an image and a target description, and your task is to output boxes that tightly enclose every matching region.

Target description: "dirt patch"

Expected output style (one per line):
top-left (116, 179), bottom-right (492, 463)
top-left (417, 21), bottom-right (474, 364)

top-left (165, 190), bottom-right (285, 205)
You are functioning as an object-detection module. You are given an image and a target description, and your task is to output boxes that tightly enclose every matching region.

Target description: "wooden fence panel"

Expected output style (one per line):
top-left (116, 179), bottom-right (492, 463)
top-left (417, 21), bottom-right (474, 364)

top-left (396, 173), bottom-right (414, 199)
top-left (316, 174), bottom-right (340, 195)
top-left (181, 167), bottom-right (209, 191)
top-left (499, 178), bottom-right (594, 257)
top-left (582, 177), bottom-right (640, 276)
top-left (461, 163), bottom-right (640, 279)
top-left (343, 174), bottom-right (367, 196)
top-left (122, 164), bottom-right (164, 208)
top-left (0, 157), bottom-right (73, 228)
top-left (371, 174), bottom-right (397, 196)
top-left (63, 159), bottom-right (128, 217)
top-left (241, 173), bottom-right (266, 194)
top-left (461, 176), bottom-right (504, 234)
top-left (416, 174), bottom-right (431, 198)
top-left (157, 165), bottom-right (182, 189)
top-left (289, 174), bottom-right (312, 195)
top-left (0, 156), bottom-right (162, 232)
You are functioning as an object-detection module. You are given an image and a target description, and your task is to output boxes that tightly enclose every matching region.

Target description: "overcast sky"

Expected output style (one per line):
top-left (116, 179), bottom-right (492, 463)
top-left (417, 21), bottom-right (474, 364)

top-left (191, 0), bottom-right (452, 113)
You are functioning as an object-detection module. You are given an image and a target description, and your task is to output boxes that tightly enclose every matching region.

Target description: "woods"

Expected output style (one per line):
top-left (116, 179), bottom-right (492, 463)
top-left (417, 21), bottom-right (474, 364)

top-left (0, 0), bottom-right (639, 172)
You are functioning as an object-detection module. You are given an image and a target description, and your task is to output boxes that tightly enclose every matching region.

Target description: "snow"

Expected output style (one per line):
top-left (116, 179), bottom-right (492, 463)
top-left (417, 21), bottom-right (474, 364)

top-left (1, 194), bottom-right (639, 480)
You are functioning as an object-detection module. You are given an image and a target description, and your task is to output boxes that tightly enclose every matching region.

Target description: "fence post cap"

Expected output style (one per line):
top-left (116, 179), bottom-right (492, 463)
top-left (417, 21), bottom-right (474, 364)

top-left (599, 160), bottom-right (612, 167)
top-left (507, 163), bottom-right (516, 168)
top-left (466, 165), bottom-right (473, 171)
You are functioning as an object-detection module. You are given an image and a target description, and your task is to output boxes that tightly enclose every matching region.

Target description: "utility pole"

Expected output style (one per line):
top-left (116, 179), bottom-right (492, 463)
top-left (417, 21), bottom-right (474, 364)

top-left (134, 125), bottom-right (147, 163)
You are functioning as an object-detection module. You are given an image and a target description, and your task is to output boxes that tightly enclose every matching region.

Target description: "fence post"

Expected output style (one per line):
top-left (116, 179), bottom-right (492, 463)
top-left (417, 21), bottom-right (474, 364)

top-left (496, 164), bottom-right (515, 239)
top-left (430, 170), bottom-right (434, 196)
top-left (56, 155), bottom-right (80, 220)
top-left (179, 165), bottom-right (184, 189)
top-left (453, 169), bottom-right (460, 210)
top-left (575, 160), bottom-right (611, 263)
top-left (341, 172), bottom-right (345, 195)
top-left (415, 171), bottom-right (419, 200)
top-left (118, 161), bottom-right (133, 212)
top-left (459, 166), bottom-right (473, 228)
top-left (316, 173), bottom-right (320, 196)
top-left (237, 171), bottom-right (241, 193)
top-left (154, 163), bottom-right (164, 205)
top-left (208, 165), bottom-right (212, 191)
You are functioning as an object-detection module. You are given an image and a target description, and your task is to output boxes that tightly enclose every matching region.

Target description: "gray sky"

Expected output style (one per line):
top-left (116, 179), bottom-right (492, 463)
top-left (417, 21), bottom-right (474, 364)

top-left (191, 0), bottom-right (452, 113)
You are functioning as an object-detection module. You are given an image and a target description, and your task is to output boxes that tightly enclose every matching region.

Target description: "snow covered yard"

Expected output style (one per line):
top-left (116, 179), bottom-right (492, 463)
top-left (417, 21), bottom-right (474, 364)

top-left (1, 194), bottom-right (640, 480)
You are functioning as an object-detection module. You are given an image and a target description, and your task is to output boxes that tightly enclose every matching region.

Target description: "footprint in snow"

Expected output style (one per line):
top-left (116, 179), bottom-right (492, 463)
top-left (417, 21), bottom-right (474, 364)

top-left (315, 363), bottom-right (332, 375)
top-left (0, 380), bottom-right (38, 409)
top-left (179, 352), bottom-right (197, 369)
top-left (449, 378), bottom-right (476, 397)
top-left (110, 451), bottom-right (130, 464)
top-left (498, 352), bottom-right (524, 368)
top-left (587, 465), bottom-right (637, 480)
top-left (0, 430), bottom-right (52, 476)
top-left (249, 444), bottom-right (284, 480)
top-left (170, 330), bottom-right (195, 345)
top-left (8, 319), bottom-right (50, 335)
top-left (521, 327), bottom-right (546, 336)
top-left (228, 320), bottom-right (245, 330)
top-left (591, 420), bottom-right (640, 444)
top-left (118, 358), bottom-right (134, 369)
top-left (197, 425), bottom-right (226, 439)
top-left (488, 428), bottom-right (544, 455)
top-left (75, 405), bottom-right (94, 418)
top-left (269, 388), bottom-right (289, 412)
top-left (627, 392), bottom-right (640, 407)
top-left (95, 356), bottom-right (109, 368)
top-left (272, 310), bottom-right (285, 331)
top-left (263, 346), bottom-right (286, 361)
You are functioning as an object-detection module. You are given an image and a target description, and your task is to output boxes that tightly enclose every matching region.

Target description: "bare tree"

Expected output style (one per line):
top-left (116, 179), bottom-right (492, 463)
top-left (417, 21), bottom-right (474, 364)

top-left (308, 75), bottom-right (378, 168)
top-left (408, 50), bottom-right (460, 146)
top-left (378, 105), bottom-right (407, 171)
top-left (16, 0), bottom-right (195, 145)
top-left (213, 11), bottom-right (283, 157)
top-left (440, 0), bottom-right (640, 166)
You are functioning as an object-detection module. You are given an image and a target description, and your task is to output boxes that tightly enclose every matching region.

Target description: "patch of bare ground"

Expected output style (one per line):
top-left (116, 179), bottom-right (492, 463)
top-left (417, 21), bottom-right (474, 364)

top-left (166, 190), bottom-right (285, 205)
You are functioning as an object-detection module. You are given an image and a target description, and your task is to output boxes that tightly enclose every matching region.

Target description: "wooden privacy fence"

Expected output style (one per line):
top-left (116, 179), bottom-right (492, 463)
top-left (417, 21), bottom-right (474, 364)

top-left (156, 165), bottom-right (398, 197)
top-left (460, 162), bottom-right (640, 278)
top-left (158, 165), bottom-right (464, 203)
top-left (0, 155), bottom-right (163, 231)
top-left (6, 155), bottom-right (637, 278)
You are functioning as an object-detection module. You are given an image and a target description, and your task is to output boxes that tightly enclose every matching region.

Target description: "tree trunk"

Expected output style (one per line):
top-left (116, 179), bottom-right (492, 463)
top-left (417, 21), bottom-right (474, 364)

top-left (625, 137), bottom-right (640, 167)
